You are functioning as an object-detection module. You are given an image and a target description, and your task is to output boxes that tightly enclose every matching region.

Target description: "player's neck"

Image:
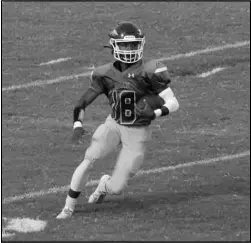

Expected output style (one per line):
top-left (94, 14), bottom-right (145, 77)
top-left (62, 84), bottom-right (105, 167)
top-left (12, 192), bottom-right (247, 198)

top-left (115, 61), bottom-right (135, 72)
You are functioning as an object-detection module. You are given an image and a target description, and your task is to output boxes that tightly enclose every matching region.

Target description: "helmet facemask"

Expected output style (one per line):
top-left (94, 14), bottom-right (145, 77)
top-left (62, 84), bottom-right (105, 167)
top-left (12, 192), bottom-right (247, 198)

top-left (110, 36), bottom-right (145, 63)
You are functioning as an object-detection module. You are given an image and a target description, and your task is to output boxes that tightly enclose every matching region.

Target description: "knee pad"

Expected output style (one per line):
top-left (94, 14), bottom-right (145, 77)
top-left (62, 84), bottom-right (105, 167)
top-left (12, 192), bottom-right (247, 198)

top-left (106, 182), bottom-right (124, 195)
top-left (125, 152), bottom-right (145, 181)
top-left (130, 152), bottom-right (144, 175)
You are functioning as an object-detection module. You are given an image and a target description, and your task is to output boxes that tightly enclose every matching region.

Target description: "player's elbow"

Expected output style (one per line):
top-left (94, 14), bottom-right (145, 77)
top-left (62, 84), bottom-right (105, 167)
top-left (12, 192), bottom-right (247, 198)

top-left (173, 97), bottom-right (179, 112)
top-left (76, 101), bottom-right (86, 110)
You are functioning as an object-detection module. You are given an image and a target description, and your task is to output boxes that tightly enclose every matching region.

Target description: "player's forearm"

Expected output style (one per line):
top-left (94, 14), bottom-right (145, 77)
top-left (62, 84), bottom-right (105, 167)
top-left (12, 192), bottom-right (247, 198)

top-left (73, 107), bottom-right (85, 127)
top-left (73, 96), bottom-right (88, 123)
top-left (154, 97), bottom-right (179, 117)
top-left (73, 88), bottom-right (100, 127)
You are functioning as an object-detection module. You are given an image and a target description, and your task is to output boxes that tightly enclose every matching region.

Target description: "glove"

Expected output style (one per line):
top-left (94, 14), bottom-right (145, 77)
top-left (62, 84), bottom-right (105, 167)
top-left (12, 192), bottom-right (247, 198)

top-left (135, 100), bottom-right (156, 120)
top-left (71, 127), bottom-right (85, 144)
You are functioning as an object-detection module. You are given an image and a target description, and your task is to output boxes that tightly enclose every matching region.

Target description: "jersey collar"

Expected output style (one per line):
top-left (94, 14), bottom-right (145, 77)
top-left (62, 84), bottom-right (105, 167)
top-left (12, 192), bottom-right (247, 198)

top-left (111, 59), bottom-right (143, 74)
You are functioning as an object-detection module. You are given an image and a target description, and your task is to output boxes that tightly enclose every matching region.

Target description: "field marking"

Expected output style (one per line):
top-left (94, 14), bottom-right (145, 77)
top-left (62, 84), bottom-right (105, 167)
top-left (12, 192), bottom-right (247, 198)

top-left (158, 40), bottom-right (250, 61)
top-left (4, 218), bottom-right (47, 233)
top-left (2, 72), bottom-right (92, 92)
top-left (2, 40), bottom-right (250, 92)
top-left (39, 57), bottom-right (72, 66)
top-left (2, 217), bottom-right (47, 238)
top-left (197, 67), bottom-right (227, 78)
top-left (2, 150), bottom-right (250, 205)
top-left (2, 232), bottom-right (15, 238)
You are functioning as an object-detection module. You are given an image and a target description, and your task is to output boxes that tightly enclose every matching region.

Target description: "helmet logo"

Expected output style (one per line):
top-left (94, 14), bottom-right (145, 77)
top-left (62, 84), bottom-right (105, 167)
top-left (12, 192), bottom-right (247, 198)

top-left (124, 35), bottom-right (136, 40)
top-left (110, 29), bottom-right (118, 37)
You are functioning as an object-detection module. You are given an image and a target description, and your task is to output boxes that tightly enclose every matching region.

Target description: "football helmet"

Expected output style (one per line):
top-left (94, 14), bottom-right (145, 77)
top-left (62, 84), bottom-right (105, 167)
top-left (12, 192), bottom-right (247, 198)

top-left (108, 21), bottom-right (145, 63)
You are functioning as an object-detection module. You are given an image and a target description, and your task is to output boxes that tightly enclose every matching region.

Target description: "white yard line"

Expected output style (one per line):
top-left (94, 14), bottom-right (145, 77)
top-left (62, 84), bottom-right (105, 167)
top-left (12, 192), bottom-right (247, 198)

top-left (2, 232), bottom-right (15, 238)
top-left (2, 150), bottom-right (250, 205)
top-left (2, 72), bottom-right (92, 92)
top-left (157, 40), bottom-right (250, 61)
top-left (197, 67), bottom-right (227, 78)
top-left (2, 40), bottom-right (250, 92)
top-left (39, 57), bottom-right (72, 66)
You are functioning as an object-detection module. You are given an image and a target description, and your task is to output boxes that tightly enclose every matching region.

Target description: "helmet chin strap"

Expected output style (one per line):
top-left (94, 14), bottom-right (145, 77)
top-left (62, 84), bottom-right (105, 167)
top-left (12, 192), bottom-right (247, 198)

top-left (103, 45), bottom-right (113, 49)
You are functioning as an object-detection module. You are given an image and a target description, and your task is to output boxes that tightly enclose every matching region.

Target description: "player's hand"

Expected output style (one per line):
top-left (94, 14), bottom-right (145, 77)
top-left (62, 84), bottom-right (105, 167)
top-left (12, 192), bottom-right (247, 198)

top-left (135, 100), bottom-right (156, 120)
top-left (71, 127), bottom-right (85, 144)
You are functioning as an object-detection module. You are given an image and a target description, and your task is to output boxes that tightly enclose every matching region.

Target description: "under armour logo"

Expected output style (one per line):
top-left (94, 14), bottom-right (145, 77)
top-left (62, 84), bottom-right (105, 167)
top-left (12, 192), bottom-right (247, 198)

top-left (128, 73), bottom-right (135, 78)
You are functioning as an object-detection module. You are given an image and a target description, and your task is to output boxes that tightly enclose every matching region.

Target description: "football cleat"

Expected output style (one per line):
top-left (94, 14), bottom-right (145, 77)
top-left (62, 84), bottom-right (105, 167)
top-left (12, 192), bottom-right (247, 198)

top-left (88, 174), bottom-right (111, 204)
top-left (56, 207), bottom-right (74, 219)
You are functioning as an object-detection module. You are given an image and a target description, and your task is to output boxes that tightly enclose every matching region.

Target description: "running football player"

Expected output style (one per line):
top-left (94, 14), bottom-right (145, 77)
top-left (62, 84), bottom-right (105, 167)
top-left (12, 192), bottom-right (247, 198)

top-left (56, 21), bottom-right (179, 219)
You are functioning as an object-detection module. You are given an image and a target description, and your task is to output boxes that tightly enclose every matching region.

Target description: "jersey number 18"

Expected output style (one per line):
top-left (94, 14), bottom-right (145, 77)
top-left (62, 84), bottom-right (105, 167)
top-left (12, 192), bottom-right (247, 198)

top-left (111, 90), bottom-right (136, 125)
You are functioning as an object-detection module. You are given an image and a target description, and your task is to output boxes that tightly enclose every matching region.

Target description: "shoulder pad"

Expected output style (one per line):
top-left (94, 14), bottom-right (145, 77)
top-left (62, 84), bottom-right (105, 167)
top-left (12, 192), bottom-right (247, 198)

top-left (144, 59), bottom-right (168, 76)
top-left (92, 63), bottom-right (112, 77)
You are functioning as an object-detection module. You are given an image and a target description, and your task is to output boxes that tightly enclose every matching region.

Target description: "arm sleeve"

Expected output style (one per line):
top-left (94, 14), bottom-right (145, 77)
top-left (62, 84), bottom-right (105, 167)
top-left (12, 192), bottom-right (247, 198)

top-left (158, 87), bottom-right (179, 113)
top-left (149, 61), bottom-right (171, 94)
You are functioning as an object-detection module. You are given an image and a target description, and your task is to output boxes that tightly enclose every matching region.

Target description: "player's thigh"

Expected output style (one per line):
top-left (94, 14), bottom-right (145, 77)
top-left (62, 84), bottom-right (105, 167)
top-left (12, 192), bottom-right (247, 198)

top-left (113, 126), bottom-right (151, 176)
top-left (127, 125), bottom-right (151, 142)
top-left (121, 143), bottom-right (146, 174)
top-left (109, 141), bottom-right (146, 193)
top-left (108, 127), bottom-right (150, 193)
top-left (121, 126), bottom-right (151, 173)
top-left (85, 120), bottom-right (120, 161)
top-left (121, 125), bottom-right (151, 150)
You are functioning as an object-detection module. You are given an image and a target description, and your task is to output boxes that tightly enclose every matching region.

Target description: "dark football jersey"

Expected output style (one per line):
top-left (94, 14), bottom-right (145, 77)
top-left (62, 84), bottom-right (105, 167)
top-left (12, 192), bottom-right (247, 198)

top-left (89, 59), bottom-right (171, 126)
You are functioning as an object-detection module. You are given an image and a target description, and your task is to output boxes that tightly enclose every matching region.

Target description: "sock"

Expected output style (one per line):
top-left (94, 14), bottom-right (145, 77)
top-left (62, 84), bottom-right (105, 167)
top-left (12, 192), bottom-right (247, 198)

top-left (65, 195), bottom-right (78, 210)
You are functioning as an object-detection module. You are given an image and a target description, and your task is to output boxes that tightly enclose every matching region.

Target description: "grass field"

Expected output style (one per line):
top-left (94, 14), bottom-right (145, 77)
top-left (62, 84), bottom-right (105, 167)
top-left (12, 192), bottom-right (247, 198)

top-left (1, 2), bottom-right (250, 241)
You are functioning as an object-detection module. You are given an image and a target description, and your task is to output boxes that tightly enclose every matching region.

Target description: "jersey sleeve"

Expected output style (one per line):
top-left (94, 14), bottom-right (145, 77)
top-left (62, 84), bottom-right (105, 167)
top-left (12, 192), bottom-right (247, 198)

top-left (88, 70), bottom-right (105, 94)
top-left (148, 61), bottom-right (171, 94)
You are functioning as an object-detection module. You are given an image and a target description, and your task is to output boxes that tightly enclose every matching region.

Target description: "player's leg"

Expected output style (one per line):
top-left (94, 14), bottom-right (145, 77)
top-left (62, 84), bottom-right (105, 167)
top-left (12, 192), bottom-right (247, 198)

top-left (106, 142), bottom-right (146, 195)
top-left (88, 125), bottom-right (151, 202)
top-left (107, 126), bottom-right (151, 194)
top-left (56, 116), bottom-right (121, 219)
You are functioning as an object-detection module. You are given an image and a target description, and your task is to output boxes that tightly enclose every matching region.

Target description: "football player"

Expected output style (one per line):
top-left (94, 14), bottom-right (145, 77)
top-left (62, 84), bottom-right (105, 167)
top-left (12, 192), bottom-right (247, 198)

top-left (56, 21), bottom-right (179, 219)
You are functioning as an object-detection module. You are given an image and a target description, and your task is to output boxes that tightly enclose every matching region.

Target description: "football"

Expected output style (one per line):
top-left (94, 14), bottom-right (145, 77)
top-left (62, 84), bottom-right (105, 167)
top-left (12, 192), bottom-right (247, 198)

top-left (137, 94), bottom-right (165, 110)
